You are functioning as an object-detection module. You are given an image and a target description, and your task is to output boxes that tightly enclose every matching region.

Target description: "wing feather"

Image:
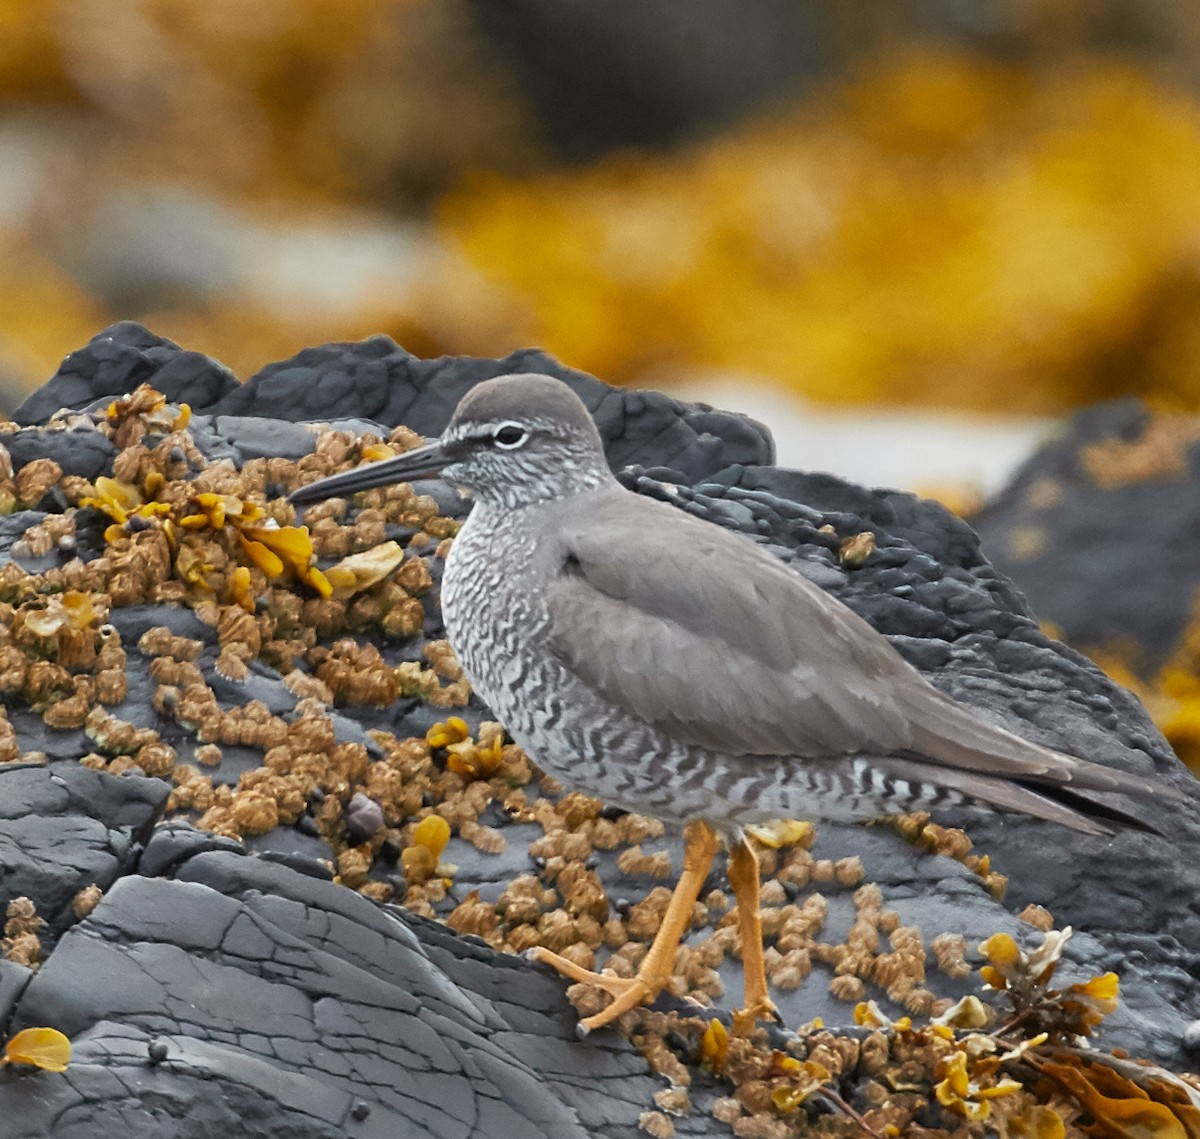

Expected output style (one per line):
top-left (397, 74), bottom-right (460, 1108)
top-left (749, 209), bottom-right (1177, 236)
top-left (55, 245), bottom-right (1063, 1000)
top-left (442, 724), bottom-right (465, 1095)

top-left (538, 489), bottom-right (1185, 816)
top-left (546, 495), bottom-right (915, 758)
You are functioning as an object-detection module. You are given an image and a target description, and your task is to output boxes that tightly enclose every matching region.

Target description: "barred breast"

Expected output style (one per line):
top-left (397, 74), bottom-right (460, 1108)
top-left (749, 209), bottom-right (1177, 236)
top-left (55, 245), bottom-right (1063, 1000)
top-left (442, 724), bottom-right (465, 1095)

top-left (441, 503), bottom-right (712, 818)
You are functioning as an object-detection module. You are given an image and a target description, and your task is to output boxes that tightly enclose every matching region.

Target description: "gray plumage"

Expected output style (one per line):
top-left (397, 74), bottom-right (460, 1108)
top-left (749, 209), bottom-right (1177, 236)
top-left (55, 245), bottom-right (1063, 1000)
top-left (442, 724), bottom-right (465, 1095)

top-left (291, 373), bottom-right (1183, 839)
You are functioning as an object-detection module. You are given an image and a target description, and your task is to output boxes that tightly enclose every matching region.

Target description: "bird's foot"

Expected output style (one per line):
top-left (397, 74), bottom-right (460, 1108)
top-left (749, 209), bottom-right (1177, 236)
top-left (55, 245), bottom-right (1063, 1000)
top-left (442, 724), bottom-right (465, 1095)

top-left (526, 946), bottom-right (663, 1033)
top-left (731, 995), bottom-right (782, 1037)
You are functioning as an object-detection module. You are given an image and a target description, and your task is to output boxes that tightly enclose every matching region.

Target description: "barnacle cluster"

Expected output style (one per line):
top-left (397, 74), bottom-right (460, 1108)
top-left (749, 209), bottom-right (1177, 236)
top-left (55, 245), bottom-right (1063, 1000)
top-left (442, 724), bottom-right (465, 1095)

top-left (894, 811), bottom-right (1009, 899)
top-left (2, 896), bottom-right (44, 969)
top-left (0, 387), bottom-right (473, 869)
top-left (591, 921), bottom-right (1195, 1138)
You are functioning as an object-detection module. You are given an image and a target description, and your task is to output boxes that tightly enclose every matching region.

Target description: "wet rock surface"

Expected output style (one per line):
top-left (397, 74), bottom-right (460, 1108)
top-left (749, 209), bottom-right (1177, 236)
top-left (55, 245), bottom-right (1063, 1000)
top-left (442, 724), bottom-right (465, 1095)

top-left (10, 828), bottom-right (699, 1139)
top-left (1, 327), bottom-right (1197, 1136)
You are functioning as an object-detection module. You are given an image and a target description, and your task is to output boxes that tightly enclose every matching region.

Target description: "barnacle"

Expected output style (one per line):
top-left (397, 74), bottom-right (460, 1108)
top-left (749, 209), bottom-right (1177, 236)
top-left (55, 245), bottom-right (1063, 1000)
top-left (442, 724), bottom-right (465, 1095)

top-left (282, 669), bottom-right (333, 703)
top-left (24, 660), bottom-right (73, 705)
top-left (84, 707), bottom-right (159, 756)
top-left (15, 459), bottom-right (63, 507)
top-left (0, 708), bottom-right (18, 764)
top-left (636, 1111), bottom-right (674, 1138)
top-left (652, 1087), bottom-right (691, 1123)
top-left (313, 640), bottom-right (398, 707)
top-left (16, 513), bottom-right (75, 558)
top-left (193, 744), bottom-right (222, 767)
top-left (139, 627), bottom-right (204, 662)
top-left (331, 844), bottom-right (372, 890)
top-left (41, 692), bottom-right (90, 730)
top-left (166, 765), bottom-right (216, 812)
top-left (616, 846), bottom-right (672, 880)
top-left (0, 444), bottom-right (16, 514)
top-left (828, 975), bottom-right (865, 1003)
top-left (424, 641), bottom-right (463, 682)
top-left (2, 897), bottom-right (44, 968)
top-left (5, 897), bottom-right (42, 937)
top-left (307, 515), bottom-right (351, 558)
top-left (307, 430), bottom-right (354, 471)
top-left (105, 385), bottom-right (189, 436)
top-left (930, 932), bottom-right (971, 979)
top-left (71, 884), bottom-right (102, 919)
top-left (395, 555), bottom-right (433, 596)
top-left (105, 530), bottom-right (175, 605)
top-left (299, 596), bottom-right (348, 636)
top-left (616, 813), bottom-right (665, 844)
top-left (133, 741), bottom-right (177, 777)
top-left (1018, 904), bottom-right (1056, 933)
top-left (217, 604), bottom-right (262, 658)
top-left (228, 790), bottom-right (280, 836)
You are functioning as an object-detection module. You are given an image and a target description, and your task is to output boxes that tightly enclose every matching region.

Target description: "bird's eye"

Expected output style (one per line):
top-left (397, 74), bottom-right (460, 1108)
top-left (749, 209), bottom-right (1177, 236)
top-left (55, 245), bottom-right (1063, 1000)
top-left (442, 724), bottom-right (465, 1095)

top-left (493, 423), bottom-right (529, 449)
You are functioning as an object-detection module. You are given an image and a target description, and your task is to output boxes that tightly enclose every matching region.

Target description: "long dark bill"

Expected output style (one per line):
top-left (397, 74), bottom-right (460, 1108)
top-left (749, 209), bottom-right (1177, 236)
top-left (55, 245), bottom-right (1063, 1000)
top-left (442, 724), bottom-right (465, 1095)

top-left (288, 440), bottom-right (451, 506)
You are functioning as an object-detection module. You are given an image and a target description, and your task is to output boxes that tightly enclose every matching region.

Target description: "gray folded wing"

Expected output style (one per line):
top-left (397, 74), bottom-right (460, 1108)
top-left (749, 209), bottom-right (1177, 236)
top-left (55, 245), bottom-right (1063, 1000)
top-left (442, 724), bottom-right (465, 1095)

top-left (545, 493), bottom-right (1172, 801)
top-left (546, 496), bottom-right (916, 759)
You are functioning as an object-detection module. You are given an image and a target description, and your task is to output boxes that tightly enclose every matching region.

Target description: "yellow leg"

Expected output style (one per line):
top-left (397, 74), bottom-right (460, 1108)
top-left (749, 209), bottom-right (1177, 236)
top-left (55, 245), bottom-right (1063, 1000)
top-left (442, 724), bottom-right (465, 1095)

top-left (529, 819), bottom-right (719, 1034)
top-left (727, 836), bottom-right (779, 1035)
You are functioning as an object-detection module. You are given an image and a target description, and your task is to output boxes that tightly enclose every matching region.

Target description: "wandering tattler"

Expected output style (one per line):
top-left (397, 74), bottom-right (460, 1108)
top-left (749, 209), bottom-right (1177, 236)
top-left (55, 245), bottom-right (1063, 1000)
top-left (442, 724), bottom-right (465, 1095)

top-left (291, 372), bottom-right (1184, 1034)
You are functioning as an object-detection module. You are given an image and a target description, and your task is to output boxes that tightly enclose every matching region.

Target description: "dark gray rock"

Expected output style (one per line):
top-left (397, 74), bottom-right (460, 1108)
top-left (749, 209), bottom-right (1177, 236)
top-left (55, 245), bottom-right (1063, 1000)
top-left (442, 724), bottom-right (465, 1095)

top-left (211, 415), bottom-right (320, 462)
top-left (222, 340), bottom-right (774, 484)
top-left (7, 836), bottom-right (712, 1139)
top-left (11, 323), bottom-right (239, 427)
top-left (12, 322), bottom-right (775, 485)
top-left (0, 764), bottom-right (166, 939)
top-left (3, 425), bottom-right (116, 480)
top-left (973, 397), bottom-right (1200, 677)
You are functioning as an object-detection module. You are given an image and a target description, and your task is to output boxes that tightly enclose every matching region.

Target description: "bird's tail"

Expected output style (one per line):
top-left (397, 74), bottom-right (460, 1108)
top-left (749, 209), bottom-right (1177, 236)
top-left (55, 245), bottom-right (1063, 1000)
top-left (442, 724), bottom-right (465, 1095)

top-left (894, 686), bottom-right (1190, 833)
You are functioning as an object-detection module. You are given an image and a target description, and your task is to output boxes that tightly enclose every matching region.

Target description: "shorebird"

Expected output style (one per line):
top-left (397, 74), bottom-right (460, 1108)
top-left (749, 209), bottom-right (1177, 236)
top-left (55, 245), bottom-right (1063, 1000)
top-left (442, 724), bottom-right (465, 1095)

top-left (291, 373), bottom-right (1183, 1035)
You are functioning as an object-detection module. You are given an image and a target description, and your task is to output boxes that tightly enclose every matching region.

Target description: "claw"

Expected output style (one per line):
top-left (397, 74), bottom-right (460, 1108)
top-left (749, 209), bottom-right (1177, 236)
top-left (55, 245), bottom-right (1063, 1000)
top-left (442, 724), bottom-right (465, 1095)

top-left (732, 997), bottom-right (782, 1036)
top-left (530, 945), bottom-right (657, 1030)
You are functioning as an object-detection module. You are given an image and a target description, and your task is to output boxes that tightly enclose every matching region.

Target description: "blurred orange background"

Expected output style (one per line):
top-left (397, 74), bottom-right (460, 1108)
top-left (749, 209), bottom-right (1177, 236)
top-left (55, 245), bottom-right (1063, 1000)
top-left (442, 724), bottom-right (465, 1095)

top-left (2, 1), bottom-right (1200, 437)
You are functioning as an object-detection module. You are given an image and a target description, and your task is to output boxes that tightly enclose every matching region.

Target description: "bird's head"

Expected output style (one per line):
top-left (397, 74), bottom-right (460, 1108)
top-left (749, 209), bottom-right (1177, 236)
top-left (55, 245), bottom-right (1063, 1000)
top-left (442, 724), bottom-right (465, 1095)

top-left (289, 373), bottom-right (613, 511)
